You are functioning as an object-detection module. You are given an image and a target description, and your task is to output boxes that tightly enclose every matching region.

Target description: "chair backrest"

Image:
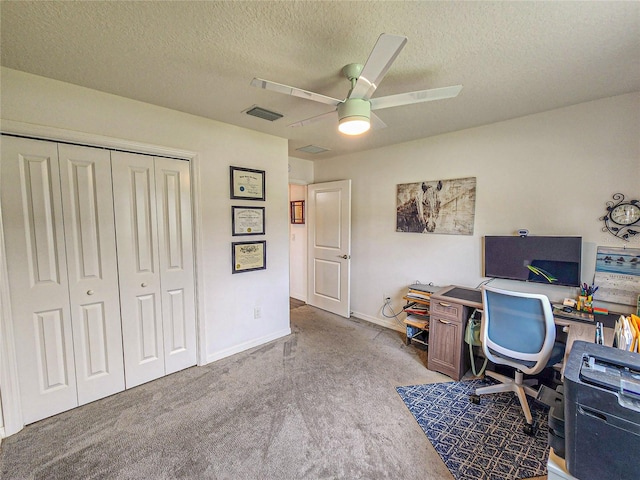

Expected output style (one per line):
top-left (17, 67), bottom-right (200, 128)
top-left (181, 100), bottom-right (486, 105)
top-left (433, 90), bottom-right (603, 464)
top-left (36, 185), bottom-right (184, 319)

top-left (481, 286), bottom-right (556, 375)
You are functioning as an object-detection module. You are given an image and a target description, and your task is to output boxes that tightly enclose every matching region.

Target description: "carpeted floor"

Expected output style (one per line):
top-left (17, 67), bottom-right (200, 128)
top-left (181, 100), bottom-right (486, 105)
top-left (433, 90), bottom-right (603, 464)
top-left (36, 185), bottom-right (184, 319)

top-left (0, 305), bottom-right (546, 479)
top-left (0, 305), bottom-right (451, 479)
top-left (289, 297), bottom-right (305, 310)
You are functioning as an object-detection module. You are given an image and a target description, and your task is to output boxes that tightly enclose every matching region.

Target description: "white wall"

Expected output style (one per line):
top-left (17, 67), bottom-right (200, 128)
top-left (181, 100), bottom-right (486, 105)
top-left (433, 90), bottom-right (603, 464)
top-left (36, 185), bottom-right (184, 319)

top-left (314, 93), bottom-right (640, 328)
top-left (288, 156), bottom-right (314, 185)
top-left (0, 67), bottom-right (291, 364)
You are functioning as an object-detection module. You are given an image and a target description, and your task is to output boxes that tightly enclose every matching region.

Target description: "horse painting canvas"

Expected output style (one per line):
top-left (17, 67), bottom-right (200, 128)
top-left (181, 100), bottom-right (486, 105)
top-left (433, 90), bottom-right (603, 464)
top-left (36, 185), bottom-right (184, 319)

top-left (396, 177), bottom-right (476, 235)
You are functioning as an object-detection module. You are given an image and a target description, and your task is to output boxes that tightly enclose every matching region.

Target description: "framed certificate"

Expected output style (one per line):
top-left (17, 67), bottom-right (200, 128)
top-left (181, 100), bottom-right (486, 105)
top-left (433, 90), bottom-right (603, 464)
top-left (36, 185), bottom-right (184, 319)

top-left (232, 206), bottom-right (265, 236)
top-left (230, 166), bottom-right (265, 201)
top-left (232, 241), bottom-right (266, 273)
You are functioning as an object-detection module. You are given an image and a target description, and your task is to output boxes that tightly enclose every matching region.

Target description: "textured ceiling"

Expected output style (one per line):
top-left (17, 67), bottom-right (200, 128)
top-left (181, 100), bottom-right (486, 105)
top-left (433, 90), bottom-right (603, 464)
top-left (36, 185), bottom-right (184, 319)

top-left (1, 1), bottom-right (639, 160)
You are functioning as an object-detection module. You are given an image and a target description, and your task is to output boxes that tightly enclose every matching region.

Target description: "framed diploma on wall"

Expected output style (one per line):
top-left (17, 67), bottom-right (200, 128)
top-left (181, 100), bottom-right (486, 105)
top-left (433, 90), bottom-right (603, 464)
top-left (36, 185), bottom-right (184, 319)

top-left (230, 166), bottom-right (265, 201)
top-left (232, 240), bottom-right (266, 273)
top-left (232, 206), bottom-right (265, 236)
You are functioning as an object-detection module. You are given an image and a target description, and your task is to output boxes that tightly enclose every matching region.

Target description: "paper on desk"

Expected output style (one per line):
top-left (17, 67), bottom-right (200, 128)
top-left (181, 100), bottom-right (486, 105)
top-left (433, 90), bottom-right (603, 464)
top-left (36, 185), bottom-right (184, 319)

top-left (615, 315), bottom-right (635, 351)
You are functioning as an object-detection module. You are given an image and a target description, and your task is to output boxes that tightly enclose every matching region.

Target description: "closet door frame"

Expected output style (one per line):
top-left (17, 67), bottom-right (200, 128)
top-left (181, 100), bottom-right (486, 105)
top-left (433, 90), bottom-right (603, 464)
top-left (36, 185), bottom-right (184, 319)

top-left (0, 121), bottom-right (206, 437)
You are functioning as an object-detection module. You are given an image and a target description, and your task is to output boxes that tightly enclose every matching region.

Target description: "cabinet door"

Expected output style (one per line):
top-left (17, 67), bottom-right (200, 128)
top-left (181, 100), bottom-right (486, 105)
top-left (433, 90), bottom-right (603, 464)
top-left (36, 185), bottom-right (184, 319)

top-left (1, 136), bottom-right (78, 423)
top-left (427, 315), bottom-right (462, 380)
top-left (58, 144), bottom-right (125, 405)
top-left (154, 157), bottom-right (196, 374)
top-left (112, 151), bottom-right (165, 388)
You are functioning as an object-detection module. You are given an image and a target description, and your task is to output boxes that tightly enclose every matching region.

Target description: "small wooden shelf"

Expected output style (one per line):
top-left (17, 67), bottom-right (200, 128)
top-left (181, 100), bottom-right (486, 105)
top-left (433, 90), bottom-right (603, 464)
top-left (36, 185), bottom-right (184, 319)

top-left (404, 316), bottom-right (429, 329)
top-left (402, 286), bottom-right (439, 348)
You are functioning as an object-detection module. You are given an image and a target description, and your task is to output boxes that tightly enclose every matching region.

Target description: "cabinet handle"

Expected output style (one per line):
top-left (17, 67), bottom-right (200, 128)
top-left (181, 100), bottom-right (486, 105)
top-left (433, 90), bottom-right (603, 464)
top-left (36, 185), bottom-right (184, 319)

top-left (87, 290), bottom-right (94, 296)
top-left (438, 319), bottom-right (451, 324)
top-left (438, 302), bottom-right (452, 307)
top-left (141, 282), bottom-right (148, 288)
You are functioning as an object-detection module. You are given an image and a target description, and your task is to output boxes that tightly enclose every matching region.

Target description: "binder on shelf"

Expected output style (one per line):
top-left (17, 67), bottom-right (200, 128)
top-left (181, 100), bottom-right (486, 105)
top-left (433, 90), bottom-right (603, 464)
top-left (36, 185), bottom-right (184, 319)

top-left (404, 306), bottom-right (429, 316)
top-left (408, 283), bottom-right (440, 294)
top-left (406, 291), bottom-right (431, 300)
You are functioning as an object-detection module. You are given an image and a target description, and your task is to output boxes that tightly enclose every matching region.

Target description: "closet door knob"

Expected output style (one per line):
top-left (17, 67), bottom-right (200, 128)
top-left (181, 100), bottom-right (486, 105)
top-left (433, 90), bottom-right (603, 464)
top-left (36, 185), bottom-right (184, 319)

top-left (141, 282), bottom-right (148, 288)
top-left (87, 290), bottom-right (94, 296)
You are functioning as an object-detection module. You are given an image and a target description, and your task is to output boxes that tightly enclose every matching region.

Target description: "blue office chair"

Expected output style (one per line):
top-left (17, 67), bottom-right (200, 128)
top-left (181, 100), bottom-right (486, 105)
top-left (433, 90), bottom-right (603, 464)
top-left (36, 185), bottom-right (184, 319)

top-left (470, 286), bottom-right (565, 435)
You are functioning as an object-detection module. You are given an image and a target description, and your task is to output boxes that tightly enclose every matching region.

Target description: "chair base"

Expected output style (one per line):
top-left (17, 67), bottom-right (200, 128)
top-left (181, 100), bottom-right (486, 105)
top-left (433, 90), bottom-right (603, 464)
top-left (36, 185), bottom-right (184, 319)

top-left (475, 369), bottom-right (539, 425)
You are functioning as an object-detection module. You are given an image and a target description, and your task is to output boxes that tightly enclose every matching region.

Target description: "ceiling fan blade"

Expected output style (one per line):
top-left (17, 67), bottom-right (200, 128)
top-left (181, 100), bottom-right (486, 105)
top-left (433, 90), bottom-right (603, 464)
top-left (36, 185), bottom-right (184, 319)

top-left (370, 85), bottom-right (463, 111)
top-left (370, 112), bottom-right (387, 130)
top-left (288, 110), bottom-right (337, 128)
top-left (350, 33), bottom-right (408, 100)
top-left (251, 78), bottom-right (342, 107)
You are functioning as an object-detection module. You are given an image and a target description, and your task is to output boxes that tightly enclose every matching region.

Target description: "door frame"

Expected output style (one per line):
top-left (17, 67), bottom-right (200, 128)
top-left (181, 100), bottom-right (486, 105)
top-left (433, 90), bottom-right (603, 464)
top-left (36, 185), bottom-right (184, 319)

top-left (0, 120), bottom-right (205, 437)
top-left (288, 180), bottom-right (308, 303)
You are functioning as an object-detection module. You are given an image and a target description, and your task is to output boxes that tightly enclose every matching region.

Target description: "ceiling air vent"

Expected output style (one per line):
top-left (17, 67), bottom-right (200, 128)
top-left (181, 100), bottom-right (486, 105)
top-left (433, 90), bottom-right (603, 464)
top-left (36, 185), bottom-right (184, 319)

top-left (244, 106), bottom-right (283, 122)
top-left (296, 145), bottom-right (330, 154)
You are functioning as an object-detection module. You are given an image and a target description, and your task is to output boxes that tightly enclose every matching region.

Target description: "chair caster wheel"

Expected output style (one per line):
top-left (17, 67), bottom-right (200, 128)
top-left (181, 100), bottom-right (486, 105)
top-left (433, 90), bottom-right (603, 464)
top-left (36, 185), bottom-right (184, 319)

top-left (523, 423), bottom-right (535, 436)
top-left (469, 394), bottom-right (480, 404)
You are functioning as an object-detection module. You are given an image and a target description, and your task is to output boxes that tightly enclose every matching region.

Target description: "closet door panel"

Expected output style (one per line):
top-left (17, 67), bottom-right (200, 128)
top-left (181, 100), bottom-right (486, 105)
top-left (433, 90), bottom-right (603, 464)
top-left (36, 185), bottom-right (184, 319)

top-left (58, 144), bottom-right (125, 405)
top-left (112, 151), bottom-right (165, 388)
top-left (155, 157), bottom-right (196, 374)
top-left (0, 136), bottom-right (78, 424)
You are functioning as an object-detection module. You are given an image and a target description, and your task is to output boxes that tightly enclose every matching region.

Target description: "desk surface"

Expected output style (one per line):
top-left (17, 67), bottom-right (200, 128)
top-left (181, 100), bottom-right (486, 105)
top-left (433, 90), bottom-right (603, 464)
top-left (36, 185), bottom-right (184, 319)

top-left (432, 285), bottom-right (483, 309)
top-left (433, 284), bottom-right (616, 375)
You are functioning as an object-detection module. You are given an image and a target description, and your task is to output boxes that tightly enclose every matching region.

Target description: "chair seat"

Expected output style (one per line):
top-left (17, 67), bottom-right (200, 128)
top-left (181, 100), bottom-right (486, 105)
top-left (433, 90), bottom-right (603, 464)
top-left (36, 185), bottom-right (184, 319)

top-left (488, 341), bottom-right (565, 369)
top-left (547, 341), bottom-right (566, 366)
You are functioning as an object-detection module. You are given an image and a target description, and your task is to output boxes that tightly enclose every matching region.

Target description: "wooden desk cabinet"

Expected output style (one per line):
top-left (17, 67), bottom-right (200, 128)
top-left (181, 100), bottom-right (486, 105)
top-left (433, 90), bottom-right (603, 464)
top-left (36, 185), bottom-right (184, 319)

top-left (427, 296), bottom-right (472, 381)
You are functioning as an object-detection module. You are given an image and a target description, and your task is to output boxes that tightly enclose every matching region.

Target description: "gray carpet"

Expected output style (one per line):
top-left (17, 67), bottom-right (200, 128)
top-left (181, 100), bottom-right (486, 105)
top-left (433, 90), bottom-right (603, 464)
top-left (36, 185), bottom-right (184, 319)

top-left (0, 306), bottom-right (543, 479)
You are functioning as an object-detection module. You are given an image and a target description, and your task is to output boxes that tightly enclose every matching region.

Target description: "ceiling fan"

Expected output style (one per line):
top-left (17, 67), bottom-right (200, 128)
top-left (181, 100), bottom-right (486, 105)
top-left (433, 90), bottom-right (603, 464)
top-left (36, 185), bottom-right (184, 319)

top-left (250, 33), bottom-right (462, 136)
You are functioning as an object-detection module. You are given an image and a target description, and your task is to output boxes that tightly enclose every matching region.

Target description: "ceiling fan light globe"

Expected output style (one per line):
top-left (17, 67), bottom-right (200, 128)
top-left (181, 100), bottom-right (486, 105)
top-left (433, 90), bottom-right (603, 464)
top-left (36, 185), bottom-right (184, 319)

top-left (338, 117), bottom-right (370, 135)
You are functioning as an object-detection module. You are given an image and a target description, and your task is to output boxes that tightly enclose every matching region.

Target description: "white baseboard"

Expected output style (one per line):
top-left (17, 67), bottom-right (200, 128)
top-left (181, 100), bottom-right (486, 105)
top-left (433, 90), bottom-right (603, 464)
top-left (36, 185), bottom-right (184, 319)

top-left (205, 327), bottom-right (292, 364)
top-left (350, 310), bottom-right (405, 333)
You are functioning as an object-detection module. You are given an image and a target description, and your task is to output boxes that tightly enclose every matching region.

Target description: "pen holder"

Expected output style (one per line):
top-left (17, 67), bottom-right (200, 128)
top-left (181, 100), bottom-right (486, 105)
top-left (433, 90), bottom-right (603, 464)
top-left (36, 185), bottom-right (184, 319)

top-left (578, 295), bottom-right (593, 312)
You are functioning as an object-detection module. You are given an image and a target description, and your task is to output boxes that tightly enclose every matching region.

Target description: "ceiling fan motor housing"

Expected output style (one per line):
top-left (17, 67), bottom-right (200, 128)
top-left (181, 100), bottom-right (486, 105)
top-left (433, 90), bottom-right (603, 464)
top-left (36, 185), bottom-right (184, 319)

top-left (337, 98), bottom-right (371, 122)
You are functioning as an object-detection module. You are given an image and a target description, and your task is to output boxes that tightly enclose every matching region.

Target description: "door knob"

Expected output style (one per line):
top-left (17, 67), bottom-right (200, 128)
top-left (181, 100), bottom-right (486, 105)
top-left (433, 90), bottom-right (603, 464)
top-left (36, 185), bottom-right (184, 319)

top-left (141, 282), bottom-right (148, 287)
top-left (337, 254), bottom-right (351, 259)
top-left (87, 290), bottom-right (94, 295)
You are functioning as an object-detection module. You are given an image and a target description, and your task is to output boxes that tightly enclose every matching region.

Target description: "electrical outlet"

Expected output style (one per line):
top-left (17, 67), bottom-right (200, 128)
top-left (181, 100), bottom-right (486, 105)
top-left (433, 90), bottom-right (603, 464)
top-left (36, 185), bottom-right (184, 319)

top-left (383, 294), bottom-right (391, 303)
top-left (254, 306), bottom-right (261, 319)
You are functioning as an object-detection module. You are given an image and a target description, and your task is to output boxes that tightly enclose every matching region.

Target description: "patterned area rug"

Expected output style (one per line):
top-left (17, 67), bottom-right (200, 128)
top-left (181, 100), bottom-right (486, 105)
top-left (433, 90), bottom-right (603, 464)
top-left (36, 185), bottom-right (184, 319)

top-left (396, 379), bottom-right (550, 480)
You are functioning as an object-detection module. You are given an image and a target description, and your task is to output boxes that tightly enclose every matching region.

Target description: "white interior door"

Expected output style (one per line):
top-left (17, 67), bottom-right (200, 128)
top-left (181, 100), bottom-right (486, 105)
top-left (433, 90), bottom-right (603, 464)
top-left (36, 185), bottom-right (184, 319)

top-left (307, 180), bottom-right (351, 317)
top-left (154, 157), bottom-right (196, 374)
top-left (58, 144), bottom-right (125, 405)
top-left (1, 136), bottom-right (78, 423)
top-left (112, 151), bottom-right (165, 388)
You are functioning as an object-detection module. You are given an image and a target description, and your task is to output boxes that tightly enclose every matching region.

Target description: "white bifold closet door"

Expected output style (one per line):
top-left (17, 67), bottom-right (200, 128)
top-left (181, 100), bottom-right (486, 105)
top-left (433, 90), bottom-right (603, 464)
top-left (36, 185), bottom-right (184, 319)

top-left (58, 144), bottom-right (126, 404)
top-left (1, 136), bottom-right (196, 425)
top-left (1, 137), bottom-right (125, 423)
top-left (111, 151), bottom-right (196, 389)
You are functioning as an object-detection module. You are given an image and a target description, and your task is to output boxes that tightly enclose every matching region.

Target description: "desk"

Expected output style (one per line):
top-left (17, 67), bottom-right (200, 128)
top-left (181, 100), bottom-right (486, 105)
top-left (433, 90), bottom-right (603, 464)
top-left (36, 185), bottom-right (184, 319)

top-left (427, 285), bottom-right (616, 380)
top-left (555, 317), bottom-right (614, 377)
top-left (427, 286), bottom-right (482, 380)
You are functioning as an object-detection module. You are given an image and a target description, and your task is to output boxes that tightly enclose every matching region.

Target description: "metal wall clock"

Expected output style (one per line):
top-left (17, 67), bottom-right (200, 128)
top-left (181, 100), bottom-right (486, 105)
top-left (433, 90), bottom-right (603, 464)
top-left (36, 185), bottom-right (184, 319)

top-left (600, 193), bottom-right (640, 241)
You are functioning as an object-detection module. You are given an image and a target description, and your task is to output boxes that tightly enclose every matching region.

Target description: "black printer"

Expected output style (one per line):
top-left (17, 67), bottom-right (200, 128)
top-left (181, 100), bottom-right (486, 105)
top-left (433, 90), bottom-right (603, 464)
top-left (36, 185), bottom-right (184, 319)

top-left (563, 341), bottom-right (640, 480)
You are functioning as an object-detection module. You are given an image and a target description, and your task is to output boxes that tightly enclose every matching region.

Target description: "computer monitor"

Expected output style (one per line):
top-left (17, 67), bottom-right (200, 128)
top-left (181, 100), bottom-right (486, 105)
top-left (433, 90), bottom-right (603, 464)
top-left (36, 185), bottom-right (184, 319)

top-left (484, 236), bottom-right (582, 287)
